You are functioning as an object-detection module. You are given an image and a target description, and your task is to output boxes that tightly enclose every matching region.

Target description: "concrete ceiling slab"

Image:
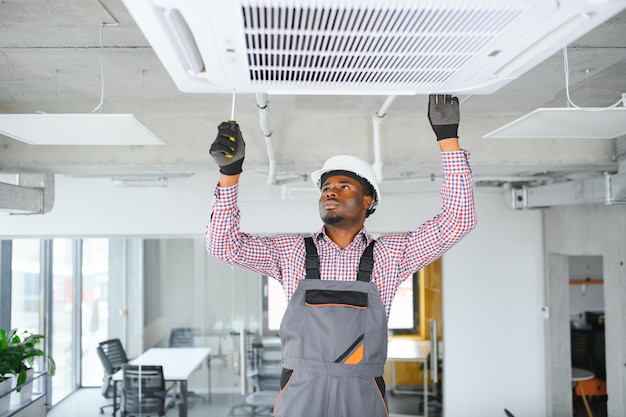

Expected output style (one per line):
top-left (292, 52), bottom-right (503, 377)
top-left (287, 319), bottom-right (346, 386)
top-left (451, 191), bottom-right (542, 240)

top-left (0, 1), bottom-right (625, 187)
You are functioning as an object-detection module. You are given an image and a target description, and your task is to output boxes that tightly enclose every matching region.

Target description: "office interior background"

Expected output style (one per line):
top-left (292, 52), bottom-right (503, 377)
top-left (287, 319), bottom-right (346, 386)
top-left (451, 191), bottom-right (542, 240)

top-left (1, 1), bottom-right (626, 416)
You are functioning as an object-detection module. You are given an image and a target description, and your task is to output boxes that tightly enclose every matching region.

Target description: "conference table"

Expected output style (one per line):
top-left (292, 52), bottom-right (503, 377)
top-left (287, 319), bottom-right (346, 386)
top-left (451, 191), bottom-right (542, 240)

top-left (387, 339), bottom-right (431, 417)
top-left (112, 347), bottom-right (211, 417)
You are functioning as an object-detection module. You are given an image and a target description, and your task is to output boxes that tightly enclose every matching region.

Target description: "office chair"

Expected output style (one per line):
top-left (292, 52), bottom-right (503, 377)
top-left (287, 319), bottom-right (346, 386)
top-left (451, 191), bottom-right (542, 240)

top-left (167, 327), bottom-right (207, 403)
top-left (121, 364), bottom-right (172, 417)
top-left (169, 327), bottom-right (200, 348)
top-left (97, 338), bottom-right (129, 415)
top-left (229, 331), bottom-right (280, 416)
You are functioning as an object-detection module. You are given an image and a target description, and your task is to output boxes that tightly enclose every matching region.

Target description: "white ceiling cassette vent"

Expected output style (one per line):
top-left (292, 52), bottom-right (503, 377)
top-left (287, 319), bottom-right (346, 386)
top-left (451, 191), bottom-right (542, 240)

top-left (123, 0), bottom-right (626, 95)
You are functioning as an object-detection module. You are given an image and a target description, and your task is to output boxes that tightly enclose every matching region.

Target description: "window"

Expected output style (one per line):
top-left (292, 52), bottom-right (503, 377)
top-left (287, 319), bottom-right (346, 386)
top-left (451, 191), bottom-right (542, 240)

top-left (388, 273), bottom-right (419, 334)
top-left (10, 239), bottom-right (42, 334)
top-left (81, 239), bottom-right (110, 387)
top-left (262, 277), bottom-right (287, 336)
top-left (3, 238), bottom-right (113, 404)
top-left (51, 238), bottom-right (75, 402)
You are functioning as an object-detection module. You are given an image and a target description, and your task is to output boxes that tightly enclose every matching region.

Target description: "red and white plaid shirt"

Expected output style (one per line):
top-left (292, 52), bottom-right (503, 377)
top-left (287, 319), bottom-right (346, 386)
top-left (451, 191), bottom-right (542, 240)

top-left (206, 150), bottom-right (477, 317)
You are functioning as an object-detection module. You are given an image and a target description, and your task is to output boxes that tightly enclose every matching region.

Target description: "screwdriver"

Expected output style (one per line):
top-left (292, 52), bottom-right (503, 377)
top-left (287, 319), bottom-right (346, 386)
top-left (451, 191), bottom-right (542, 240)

top-left (225, 90), bottom-right (236, 158)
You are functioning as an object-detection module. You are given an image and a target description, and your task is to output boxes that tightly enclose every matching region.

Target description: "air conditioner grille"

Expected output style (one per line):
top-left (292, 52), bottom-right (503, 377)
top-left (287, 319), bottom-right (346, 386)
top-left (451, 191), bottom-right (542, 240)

top-left (241, 2), bottom-right (527, 87)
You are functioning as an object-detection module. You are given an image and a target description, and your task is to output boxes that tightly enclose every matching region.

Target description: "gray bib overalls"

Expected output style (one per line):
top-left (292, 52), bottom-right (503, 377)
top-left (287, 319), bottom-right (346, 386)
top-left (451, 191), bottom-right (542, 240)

top-left (274, 237), bottom-right (389, 417)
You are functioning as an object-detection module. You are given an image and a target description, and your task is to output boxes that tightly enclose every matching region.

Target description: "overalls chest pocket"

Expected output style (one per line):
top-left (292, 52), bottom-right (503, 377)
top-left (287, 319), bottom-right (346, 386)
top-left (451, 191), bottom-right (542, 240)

top-left (303, 289), bottom-right (368, 364)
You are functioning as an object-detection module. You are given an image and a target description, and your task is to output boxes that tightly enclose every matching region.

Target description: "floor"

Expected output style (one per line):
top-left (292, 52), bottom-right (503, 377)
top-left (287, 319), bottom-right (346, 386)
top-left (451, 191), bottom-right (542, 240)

top-left (47, 387), bottom-right (443, 417)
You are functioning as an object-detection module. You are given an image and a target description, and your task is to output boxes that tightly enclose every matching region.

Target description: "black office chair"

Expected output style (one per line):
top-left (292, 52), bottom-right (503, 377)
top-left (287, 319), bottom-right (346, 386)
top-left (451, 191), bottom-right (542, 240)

top-left (97, 338), bottom-right (129, 415)
top-left (169, 327), bottom-right (200, 348)
top-left (121, 364), bottom-right (172, 417)
top-left (229, 331), bottom-right (280, 416)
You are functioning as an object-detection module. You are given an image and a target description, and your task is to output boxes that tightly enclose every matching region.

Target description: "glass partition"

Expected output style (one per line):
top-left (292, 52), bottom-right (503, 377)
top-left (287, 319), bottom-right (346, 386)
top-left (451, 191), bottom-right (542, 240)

top-left (5, 236), bottom-right (268, 412)
top-left (140, 237), bottom-right (264, 400)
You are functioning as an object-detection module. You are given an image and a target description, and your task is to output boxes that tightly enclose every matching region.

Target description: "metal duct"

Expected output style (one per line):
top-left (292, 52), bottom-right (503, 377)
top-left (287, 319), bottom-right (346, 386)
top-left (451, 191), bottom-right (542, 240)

top-left (505, 139), bottom-right (626, 209)
top-left (0, 174), bottom-right (55, 214)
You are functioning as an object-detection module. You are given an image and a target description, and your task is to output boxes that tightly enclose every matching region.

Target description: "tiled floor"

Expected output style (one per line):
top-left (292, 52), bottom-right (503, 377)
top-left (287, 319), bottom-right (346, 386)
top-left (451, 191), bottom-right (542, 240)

top-left (47, 387), bottom-right (442, 417)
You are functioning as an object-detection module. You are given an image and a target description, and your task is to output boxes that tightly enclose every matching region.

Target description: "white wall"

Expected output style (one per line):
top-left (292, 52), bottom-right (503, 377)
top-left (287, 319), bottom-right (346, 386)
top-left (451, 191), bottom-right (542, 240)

top-left (0, 173), bottom-right (547, 416)
top-left (443, 192), bottom-right (545, 417)
top-left (0, 173), bottom-right (219, 237)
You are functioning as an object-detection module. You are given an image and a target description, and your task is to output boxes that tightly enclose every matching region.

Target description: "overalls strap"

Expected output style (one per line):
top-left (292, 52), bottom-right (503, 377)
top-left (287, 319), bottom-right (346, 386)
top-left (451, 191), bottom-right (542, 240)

top-left (356, 240), bottom-right (376, 282)
top-left (304, 237), bottom-right (321, 280)
top-left (303, 237), bottom-right (376, 282)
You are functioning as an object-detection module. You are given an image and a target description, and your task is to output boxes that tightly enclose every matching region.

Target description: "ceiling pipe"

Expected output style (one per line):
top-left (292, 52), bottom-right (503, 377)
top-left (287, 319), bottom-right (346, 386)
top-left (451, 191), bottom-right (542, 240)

top-left (255, 93), bottom-right (304, 186)
top-left (255, 93), bottom-right (277, 185)
top-left (372, 95), bottom-right (398, 182)
top-left (0, 174), bottom-right (55, 214)
top-left (505, 138), bottom-right (626, 209)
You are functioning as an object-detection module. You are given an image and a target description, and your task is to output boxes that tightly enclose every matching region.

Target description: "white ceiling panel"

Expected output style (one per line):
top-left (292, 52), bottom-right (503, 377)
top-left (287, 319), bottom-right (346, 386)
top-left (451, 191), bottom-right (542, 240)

top-left (483, 107), bottom-right (626, 139)
top-left (0, 114), bottom-right (165, 145)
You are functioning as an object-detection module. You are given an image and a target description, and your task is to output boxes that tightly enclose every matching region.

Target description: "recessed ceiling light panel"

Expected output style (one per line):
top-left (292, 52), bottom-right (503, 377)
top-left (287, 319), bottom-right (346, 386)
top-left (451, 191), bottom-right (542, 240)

top-left (0, 114), bottom-right (165, 145)
top-left (483, 107), bottom-right (626, 140)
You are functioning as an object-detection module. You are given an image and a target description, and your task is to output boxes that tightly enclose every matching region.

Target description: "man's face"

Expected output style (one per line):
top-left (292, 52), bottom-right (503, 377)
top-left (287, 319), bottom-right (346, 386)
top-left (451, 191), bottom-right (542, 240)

top-left (318, 175), bottom-right (372, 227)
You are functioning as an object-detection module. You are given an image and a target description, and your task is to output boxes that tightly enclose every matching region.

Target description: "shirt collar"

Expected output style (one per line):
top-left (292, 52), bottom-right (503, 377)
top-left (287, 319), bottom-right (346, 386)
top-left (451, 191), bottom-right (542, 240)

top-left (314, 226), bottom-right (372, 246)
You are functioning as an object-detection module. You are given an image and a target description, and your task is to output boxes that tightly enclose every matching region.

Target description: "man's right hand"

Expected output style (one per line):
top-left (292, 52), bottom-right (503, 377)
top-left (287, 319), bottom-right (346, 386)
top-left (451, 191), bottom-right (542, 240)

top-left (428, 94), bottom-right (460, 141)
top-left (210, 121), bottom-right (245, 175)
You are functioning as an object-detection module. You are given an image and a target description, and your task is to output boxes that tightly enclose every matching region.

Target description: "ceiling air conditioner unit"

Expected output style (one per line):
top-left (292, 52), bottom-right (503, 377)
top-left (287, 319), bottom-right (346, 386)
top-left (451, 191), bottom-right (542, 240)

top-left (122, 0), bottom-right (626, 95)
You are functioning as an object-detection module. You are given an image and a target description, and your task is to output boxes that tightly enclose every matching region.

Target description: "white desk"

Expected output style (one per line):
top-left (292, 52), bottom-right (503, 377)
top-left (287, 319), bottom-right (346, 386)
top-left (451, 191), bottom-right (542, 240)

top-left (387, 339), bottom-right (431, 417)
top-left (113, 347), bottom-right (210, 417)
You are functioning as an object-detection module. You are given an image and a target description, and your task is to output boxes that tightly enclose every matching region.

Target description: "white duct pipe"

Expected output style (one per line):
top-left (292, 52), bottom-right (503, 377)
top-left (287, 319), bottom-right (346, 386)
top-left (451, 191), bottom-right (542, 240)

top-left (372, 96), bottom-right (397, 182)
top-left (255, 93), bottom-right (276, 185)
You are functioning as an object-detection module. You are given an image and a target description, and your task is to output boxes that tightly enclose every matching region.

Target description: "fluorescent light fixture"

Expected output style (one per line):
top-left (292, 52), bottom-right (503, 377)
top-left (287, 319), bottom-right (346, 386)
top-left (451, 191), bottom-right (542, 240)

top-left (0, 113), bottom-right (165, 145)
top-left (484, 108), bottom-right (626, 140)
top-left (113, 177), bottom-right (169, 188)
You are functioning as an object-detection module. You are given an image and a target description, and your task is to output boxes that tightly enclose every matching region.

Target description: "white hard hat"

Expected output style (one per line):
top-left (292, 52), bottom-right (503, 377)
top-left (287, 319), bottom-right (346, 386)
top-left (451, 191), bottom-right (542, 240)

top-left (310, 154), bottom-right (381, 210)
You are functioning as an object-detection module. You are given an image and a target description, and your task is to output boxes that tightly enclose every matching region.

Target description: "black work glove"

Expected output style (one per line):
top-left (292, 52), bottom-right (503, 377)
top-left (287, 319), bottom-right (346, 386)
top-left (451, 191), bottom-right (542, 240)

top-left (428, 94), bottom-right (460, 141)
top-left (210, 121), bottom-right (245, 175)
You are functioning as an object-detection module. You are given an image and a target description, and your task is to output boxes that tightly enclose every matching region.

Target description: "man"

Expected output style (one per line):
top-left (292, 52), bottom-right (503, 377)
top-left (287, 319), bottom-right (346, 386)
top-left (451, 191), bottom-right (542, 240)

top-left (205, 95), bottom-right (477, 417)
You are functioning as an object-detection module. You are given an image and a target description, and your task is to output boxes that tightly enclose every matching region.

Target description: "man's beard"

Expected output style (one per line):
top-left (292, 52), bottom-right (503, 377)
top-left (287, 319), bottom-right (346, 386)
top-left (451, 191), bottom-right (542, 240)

top-left (321, 212), bottom-right (344, 225)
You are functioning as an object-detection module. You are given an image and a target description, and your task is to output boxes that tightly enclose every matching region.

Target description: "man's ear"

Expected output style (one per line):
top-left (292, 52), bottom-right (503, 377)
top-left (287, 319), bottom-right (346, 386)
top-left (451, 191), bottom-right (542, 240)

top-left (363, 194), bottom-right (373, 210)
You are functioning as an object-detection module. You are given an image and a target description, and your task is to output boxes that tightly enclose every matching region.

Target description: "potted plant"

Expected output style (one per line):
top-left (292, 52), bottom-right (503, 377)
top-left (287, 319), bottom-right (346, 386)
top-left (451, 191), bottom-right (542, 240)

top-left (0, 328), bottom-right (56, 407)
top-left (0, 366), bottom-right (10, 415)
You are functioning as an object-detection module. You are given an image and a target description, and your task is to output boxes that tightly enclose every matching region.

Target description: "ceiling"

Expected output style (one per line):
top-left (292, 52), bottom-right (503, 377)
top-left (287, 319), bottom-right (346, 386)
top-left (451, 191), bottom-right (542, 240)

top-left (1, 0), bottom-right (626, 191)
